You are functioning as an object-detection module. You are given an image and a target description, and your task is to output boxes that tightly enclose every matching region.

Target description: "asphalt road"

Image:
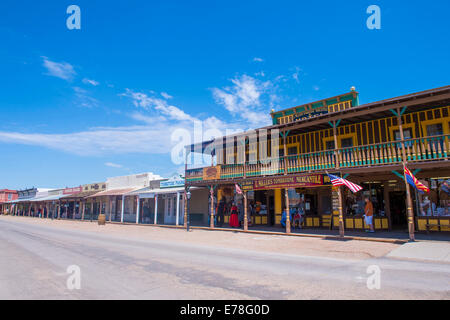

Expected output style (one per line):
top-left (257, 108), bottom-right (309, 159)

top-left (0, 218), bottom-right (448, 300)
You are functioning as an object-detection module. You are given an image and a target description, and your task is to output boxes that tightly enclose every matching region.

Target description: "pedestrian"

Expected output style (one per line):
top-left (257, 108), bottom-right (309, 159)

top-left (229, 202), bottom-right (239, 228)
top-left (217, 199), bottom-right (225, 227)
top-left (238, 200), bottom-right (244, 227)
top-left (364, 197), bottom-right (374, 233)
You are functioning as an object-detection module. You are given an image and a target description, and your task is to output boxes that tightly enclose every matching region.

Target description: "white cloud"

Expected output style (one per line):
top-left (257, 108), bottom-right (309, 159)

top-left (0, 124), bottom-right (172, 156)
top-left (212, 75), bottom-right (272, 126)
top-left (73, 87), bottom-right (98, 108)
top-left (253, 57), bottom-right (264, 62)
top-left (292, 66), bottom-right (302, 83)
top-left (105, 162), bottom-right (123, 168)
top-left (161, 92), bottom-right (173, 99)
top-left (82, 78), bottom-right (100, 86)
top-left (42, 57), bottom-right (76, 81)
top-left (121, 89), bottom-right (196, 122)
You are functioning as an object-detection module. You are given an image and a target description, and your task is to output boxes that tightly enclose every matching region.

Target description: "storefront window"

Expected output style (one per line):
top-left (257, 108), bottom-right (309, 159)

top-left (419, 178), bottom-right (450, 216)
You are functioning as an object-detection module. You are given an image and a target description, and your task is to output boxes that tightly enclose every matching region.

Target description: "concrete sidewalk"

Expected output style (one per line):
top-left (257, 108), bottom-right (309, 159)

top-left (387, 241), bottom-right (450, 263)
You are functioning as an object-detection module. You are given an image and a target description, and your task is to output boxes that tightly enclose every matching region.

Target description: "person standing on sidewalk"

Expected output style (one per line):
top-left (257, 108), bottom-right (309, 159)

top-left (217, 199), bottom-right (225, 227)
top-left (364, 197), bottom-right (374, 233)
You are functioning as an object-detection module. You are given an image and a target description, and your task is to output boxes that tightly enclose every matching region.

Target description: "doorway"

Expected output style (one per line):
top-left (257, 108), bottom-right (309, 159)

top-left (389, 191), bottom-right (407, 229)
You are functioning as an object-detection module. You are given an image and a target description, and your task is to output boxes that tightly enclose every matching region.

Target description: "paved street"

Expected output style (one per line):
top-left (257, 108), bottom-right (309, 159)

top-left (0, 216), bottom-right (448, 300)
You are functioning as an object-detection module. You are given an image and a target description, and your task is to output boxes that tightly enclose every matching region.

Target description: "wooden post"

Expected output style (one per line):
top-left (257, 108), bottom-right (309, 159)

top-left (57, 201), bottom-right (61, 219)
top-left (333, 121), bottom-right (345, 238)
top-left (81, 201), bottom-right (85, 220)
top-left (176, 192), bottom-right (180, 226)
top-left (183, 192), bottom-right (188, 228)
top-left (244, 191), bottom-right (248, 231)
top-left (154, 195), bottom-right (158, 225)
top-left (383, 182), bottom-right (392, 230)
top-left (136, 196), bottom-right (140, 224)
top-left (397, 108), bottom-right (415, 241)
top-left (121, 195), bottom-right (125, 223)
top-left (210, 186), bottom-right (215, 228)
top-left (283, 131), bottom-right (288, 175)
top-left (285, 189), bottom-right (291, 234)
top-left (337, 187), bottom-right (344, 238)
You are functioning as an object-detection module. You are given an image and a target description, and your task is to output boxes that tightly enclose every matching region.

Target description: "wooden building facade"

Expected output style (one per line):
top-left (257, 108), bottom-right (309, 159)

top-left (185, 86), bottom-right (450, 238)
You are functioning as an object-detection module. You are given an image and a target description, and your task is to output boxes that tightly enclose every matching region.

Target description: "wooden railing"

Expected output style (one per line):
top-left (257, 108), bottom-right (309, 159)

top-left (185, 134), bottom-right (450, 182)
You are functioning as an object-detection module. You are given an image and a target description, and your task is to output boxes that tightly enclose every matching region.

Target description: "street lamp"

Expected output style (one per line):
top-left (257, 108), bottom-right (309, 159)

top-left (186, 190), bottom-right (191, 232)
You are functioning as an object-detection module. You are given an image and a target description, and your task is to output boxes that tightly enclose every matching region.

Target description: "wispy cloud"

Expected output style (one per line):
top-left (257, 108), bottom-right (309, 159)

top-left (211, 74), bottom-right (273, 126)
top-left (292, 66), bottom-right (302, 83)
top-left (161, 92), bottom-right (173, 99)
top-left (82, 78), bottom-right (100, 86)
top-left (42, 57), bottom-right (76, 81)
top-left (105, 162), bottom-right (123, 168)
top-left (73, 87), bottom-right (98, 108)
top-left (121, 89), bottom-right (196, 122)
top-left (253, 57), bottom-right (264, 62)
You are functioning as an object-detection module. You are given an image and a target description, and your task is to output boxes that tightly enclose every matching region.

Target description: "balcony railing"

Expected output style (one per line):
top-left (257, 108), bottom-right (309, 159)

top-left (186, 134), bottom-right (450, 182)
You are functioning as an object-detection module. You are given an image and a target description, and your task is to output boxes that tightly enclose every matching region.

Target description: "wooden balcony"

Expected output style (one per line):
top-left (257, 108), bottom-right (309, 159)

top-left (186, 134), bottom-right (450, 183)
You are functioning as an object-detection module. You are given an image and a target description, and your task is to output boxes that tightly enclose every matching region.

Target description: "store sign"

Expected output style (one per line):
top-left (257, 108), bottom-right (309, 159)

top-left (251, 174), bottom-right (330, 190)
top-left (63, 186), bottom-right (83, 195)
top-left (82, 183), bottom-right (106, 192)
top-left (203, 166), bottom-right (221, 181)
top-left (161, 176), bottom-right (184, 188)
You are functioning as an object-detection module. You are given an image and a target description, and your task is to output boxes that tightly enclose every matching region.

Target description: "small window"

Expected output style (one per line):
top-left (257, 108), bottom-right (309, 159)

top-left (426, 123), bottom-right (443, 137)
top-left (326, 140), bottom-right (335, 150)
top-left (341, 138), bottom-right (353, 148)
top-left (394, 128), bottom-right (412, 140)
top-left (288, 147), bottom-right (298, 155)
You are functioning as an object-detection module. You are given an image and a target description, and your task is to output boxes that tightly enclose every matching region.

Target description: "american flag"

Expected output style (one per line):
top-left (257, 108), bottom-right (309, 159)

top-left (327, 174), bottom-right (363, 193)
top-left (404, 167), bottom-right (430, 194)
top-left (235, 183), bottom-right (243, 194)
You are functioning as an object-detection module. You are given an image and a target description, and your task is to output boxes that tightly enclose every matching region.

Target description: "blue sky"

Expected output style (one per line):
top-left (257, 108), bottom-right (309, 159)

top-left (0, 0), bottom-right (449, 189)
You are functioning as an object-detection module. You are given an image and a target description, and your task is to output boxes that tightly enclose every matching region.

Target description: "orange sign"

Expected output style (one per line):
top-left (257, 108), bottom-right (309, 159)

top-left (203, 166), bottom-right (221, 180)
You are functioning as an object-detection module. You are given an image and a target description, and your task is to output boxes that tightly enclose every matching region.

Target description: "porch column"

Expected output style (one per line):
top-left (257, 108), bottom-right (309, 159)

top-left (81, 201), bottom-right (85, 220)
top-left (154, 195), bottom-right (158, 225)
top-left (333, 120), bottom-right (345, 238)
top-left (396, 107), bottom-right (415, 241)
top-left (243, 191), bottom-right (248, 231)
top-left (176, 192), bottom-right (180, 226)
top-left (90, 202), bottom-right (94, 221)
top-left (121, 195), bottom-right (125, 223)
top-left (109, 197), bottom-right (113, 222)
top-left (210, 186), bottom-right (215, 228)
top-left (383, 182), bottom-right (392, 230)
top-left (57, 201), bottom-right (61, 219)
top-left (183, 192), bottom-right (188, 228)
top-left (136, 196), bottom-right (140, 224)
top-left (284, 189), bottom-right (291, 234)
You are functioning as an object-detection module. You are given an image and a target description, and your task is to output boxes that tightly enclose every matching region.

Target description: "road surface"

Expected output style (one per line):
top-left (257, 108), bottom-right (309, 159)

top-left (0, 216), bottom-right (448, 299)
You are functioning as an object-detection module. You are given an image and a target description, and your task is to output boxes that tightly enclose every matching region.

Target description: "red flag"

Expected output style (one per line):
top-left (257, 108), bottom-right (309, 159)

top-left (235, 183), bottom-right (242, 194)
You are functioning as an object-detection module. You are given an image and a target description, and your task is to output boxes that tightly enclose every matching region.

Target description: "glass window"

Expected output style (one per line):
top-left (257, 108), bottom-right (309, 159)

top-left (394, 128), bottom-right (412, 141)
top-left (326, 140), bottom-right (335, 150)
top-left (288, 147), bottom-right (298, 155)
top-left (394, 128), bottom-right (413, 147)
top-left (426, 123), bottom-right (443, 137)
top-left (341, 137), bottom-right (353, 148)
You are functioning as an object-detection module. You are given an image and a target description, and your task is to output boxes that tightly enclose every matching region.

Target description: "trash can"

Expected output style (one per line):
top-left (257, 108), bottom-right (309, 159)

top-left (98, 213), bottom-right (106, 225)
